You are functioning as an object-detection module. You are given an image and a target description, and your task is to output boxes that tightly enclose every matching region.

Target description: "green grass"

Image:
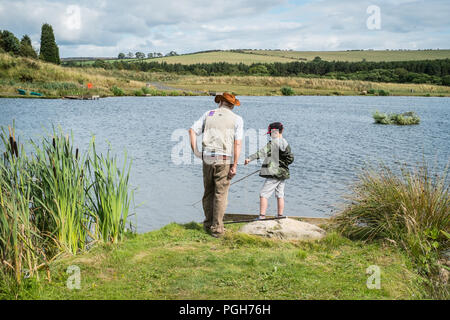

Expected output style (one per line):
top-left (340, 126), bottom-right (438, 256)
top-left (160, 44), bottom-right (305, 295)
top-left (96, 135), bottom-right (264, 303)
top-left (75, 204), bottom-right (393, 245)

top-left (13, 223), bottom-right (426, 300)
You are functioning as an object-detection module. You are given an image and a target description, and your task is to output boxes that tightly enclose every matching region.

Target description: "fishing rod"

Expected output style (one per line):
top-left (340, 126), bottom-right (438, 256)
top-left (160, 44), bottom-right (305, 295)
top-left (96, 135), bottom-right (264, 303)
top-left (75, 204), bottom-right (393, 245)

top-left (224, 215), bottom-right (286, 224)
top-left (190, 169), bottom-right (260, 207)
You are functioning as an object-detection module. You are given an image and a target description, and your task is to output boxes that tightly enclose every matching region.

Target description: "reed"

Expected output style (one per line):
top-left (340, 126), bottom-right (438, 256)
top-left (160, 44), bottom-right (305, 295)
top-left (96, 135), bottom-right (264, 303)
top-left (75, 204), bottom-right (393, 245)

top-left (0, 124), bottom-right (134, 287)
top-left (0, 126), bottom-right (45, 283)
top-left (30, 130), bottom-right (89, 255)
top-left (334, 162), bottom-right (449, 297)
top-left (87, 141), bottom-right (133, 243)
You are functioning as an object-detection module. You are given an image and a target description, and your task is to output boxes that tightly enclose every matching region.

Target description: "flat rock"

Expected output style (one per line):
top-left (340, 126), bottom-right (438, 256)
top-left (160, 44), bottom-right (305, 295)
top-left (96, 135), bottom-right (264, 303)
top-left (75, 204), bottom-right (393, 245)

top-left (239, 218), bottom-right (326, 241)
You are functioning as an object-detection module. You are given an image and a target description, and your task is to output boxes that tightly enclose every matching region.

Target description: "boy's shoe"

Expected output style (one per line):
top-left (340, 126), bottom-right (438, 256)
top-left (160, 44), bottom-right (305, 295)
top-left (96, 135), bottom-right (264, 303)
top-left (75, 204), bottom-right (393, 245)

top-left (256, 215), bottom-right (266, 220)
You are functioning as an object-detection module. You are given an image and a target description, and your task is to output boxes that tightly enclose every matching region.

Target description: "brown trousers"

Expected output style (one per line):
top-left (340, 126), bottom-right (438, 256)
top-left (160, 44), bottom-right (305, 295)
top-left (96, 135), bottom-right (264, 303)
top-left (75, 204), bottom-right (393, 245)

top-left (202, 161), bottom-right (231, 235)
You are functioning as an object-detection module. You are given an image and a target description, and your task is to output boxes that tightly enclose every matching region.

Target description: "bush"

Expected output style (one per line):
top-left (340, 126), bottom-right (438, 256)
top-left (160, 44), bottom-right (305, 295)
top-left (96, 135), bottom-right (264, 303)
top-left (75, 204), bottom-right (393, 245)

top-left (377, 89), bottom-right (390, 96)
top-left (141, 86), bottom-right (151, 94)
top-left (111, 86), bottom-right (124, 96)
top-left (373, 111), bottom-right (420, 125)
top-left (281, 86), bottom-right (295, 96)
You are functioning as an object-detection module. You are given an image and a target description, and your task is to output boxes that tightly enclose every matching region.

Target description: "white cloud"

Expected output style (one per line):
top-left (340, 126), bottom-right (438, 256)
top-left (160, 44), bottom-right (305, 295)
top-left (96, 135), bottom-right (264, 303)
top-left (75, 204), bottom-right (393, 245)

top-left (0, 0), bottom-right (448, 57)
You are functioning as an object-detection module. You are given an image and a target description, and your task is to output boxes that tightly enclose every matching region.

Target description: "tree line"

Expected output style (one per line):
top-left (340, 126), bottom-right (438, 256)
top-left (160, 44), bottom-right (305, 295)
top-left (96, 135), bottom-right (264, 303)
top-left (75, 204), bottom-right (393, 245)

top-left (65, 56), bottom-right (450, 86)
top-left (0, 24), bottom-right (60, 64)
top-left (117, 51), bottom-right (178, 59)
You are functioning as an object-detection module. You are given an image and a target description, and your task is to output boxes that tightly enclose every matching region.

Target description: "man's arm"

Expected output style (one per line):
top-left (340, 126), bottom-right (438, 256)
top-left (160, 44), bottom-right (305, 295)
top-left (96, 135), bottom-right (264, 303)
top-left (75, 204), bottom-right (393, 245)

top-left (229, 139), bottom-right (242, 179)
top-left (189, 128), bottom-right (202, 158)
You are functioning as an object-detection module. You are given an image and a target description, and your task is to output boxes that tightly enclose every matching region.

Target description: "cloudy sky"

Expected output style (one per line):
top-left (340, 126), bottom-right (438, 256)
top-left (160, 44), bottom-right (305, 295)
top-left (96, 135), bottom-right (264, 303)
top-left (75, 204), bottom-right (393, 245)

top-left (0, 0), bottom-right (449, 57)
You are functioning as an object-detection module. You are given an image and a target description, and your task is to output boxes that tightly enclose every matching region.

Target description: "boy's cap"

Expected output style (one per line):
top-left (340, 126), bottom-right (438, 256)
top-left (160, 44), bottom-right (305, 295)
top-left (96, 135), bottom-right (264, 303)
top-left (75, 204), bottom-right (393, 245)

top-left (267, 122), bottom-right (284, 134)
top-left (214, 92), bottom-right (240, 106)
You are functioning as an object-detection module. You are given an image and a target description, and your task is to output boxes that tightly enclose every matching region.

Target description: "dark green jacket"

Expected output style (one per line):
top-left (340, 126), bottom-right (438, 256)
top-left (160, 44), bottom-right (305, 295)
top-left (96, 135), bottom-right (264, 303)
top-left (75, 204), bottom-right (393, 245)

top-left (248, 138), bottom-right (294, 180)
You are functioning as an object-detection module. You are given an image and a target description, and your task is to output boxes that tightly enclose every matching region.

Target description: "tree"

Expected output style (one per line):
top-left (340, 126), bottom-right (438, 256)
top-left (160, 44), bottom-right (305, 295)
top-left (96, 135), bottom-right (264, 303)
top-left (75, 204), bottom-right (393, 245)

top-left (135, 51), bottom-right (145, 59)
top-left (0, 30), bottom-right (20, 55)
top-left (19, 35), bottom-right (37, 58)
top-left (39, 23), bottom-right (60, 64)
top-left (165, 51), bottom-right (178, 57)
top-left (127, 52), bottom-right (134, 59)
top-left (147, 52), bottom-right (153, 58)
top-left (118, 52), bottom-right (125, 59)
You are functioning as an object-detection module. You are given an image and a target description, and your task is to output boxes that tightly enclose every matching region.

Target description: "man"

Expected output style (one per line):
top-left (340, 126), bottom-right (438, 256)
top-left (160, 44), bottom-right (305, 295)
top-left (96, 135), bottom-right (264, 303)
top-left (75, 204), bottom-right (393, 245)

top-left (189, 92), bottom-right (243, 237)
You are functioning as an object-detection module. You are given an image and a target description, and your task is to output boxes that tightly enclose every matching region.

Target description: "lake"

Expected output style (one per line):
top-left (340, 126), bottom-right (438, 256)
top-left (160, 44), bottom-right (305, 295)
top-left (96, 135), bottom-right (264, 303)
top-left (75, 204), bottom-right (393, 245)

top-left (0, 96), bottom-right (449, 232)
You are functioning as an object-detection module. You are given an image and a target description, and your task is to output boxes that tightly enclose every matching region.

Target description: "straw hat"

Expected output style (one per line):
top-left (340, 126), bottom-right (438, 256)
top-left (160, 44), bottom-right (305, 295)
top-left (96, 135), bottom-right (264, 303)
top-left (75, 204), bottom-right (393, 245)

top-left (214, 92), bottom-right (240, 106)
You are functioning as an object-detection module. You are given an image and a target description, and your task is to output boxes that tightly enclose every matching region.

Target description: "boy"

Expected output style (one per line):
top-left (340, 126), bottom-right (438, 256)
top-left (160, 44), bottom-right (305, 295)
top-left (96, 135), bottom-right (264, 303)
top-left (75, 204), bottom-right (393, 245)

top-left (244, 122), bottom-right (294, 219)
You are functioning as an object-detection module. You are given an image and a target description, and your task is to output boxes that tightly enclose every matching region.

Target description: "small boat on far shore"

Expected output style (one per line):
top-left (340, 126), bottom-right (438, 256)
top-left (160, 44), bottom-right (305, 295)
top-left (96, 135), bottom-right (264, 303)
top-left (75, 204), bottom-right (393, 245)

top-left (63, 95), bottom-right (100, 100)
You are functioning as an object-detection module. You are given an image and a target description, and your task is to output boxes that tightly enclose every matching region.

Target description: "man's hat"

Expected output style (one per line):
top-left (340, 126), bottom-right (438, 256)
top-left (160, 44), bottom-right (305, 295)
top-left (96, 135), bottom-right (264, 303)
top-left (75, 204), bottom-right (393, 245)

top-left (267, 122), bottom-right (284, 134)
top-left (214, 92), bottom-right (240, 106)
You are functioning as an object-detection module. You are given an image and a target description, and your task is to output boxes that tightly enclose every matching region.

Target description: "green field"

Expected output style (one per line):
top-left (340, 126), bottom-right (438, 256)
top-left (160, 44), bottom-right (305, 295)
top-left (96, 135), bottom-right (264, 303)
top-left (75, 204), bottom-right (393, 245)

top-left (71, 49), bottom-right (450, 66)
top-left (245, 49), bottom-right (450, 62)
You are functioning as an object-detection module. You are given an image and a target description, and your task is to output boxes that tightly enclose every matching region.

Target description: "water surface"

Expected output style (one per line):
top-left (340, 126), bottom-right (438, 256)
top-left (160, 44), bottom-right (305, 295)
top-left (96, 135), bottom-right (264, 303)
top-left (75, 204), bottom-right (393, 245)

top-left (1, 96), bottom-right (449, 232)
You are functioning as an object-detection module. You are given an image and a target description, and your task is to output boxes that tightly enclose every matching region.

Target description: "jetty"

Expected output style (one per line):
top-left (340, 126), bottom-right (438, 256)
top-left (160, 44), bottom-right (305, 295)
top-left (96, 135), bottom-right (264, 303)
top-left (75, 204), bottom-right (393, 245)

top-left (224, 213), bottom-right (330, 226)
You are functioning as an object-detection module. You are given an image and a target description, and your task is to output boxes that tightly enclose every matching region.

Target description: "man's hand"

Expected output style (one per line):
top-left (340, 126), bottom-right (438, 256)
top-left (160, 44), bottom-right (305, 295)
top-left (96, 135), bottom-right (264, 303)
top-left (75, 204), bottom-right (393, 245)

top-left (244, 159), bottom-right (250, 165)
top-left (228, 164), bottom-right (237, 179)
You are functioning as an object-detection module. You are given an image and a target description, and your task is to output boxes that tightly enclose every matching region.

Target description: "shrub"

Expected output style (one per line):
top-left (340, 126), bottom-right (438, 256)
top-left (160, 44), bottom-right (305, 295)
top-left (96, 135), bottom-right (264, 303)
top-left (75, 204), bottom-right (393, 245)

top-left (281, 86), bottom-right (294, 96)
top-left (377, 89), bottom-right (390, 96)
top-left (111, 86), bottom-right (124, 96)
top-left (373, 111), bottom-right (420, 125)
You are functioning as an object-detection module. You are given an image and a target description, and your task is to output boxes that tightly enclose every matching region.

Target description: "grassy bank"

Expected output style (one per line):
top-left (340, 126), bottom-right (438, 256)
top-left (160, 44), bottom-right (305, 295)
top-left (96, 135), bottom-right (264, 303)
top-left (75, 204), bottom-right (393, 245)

top-left (4, 223), bottom-right (426, 300)
top-left (164, 75), bottom-right (450, 96)
top-left (2, 53), bottom-right (450, 98)
top-left (0, 53), bottom-right (151, 98)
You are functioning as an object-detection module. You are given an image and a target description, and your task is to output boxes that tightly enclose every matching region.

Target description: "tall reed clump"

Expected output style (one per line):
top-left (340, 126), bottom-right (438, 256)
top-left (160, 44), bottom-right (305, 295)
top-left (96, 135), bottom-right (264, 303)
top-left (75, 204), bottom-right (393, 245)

top-left (0, 127), bottom-right (45, 284)
top-left (0, 124), bottom-right (134, 288)
top-left (334, 162), bottom-right (449, 297)
top-left (87, 141), bottom-right (132, 243)
top-left (30, 133), bottom-right (89, 255)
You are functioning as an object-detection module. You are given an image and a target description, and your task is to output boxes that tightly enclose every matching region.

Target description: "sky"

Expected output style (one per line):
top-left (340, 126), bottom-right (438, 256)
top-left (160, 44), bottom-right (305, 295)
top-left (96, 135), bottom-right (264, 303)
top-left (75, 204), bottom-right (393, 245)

top-left (0, 0), bottom-right (449, 57)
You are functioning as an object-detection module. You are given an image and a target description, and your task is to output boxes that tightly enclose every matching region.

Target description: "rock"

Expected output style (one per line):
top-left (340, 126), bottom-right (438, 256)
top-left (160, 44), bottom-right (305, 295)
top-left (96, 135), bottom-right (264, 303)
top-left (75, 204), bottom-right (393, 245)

top-left (239, 218), bottom-right (326, 241)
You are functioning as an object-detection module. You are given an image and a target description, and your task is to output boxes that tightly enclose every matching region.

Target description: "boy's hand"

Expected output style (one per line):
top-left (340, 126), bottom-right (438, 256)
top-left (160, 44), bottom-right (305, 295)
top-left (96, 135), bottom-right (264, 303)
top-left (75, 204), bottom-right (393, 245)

top-left (244, 159), bottom-right (250, 165)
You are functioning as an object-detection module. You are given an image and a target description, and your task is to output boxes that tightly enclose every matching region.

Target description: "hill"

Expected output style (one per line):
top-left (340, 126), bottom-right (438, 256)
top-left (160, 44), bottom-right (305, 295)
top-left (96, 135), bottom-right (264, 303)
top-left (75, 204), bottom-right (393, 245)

top-left (69, 49), bottom-right (450, 66)
top-left (244, 49), bottom-right (450, 62)
top-left (2, 53), bottom-right (450, 98)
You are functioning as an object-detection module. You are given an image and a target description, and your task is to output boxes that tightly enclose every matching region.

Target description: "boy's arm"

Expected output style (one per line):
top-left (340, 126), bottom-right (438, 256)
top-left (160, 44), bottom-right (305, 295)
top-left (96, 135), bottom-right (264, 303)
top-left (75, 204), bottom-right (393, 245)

top-left (248, 142), bottom-right (271, 162)
top-left (284, 145), bottom-right (294, 165)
